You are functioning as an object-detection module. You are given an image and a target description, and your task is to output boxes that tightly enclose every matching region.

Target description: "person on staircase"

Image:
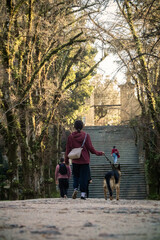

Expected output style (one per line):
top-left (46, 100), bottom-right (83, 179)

top-left (111, 146), bottom-right (120, 164)
top-left (65, 120), bottom-right (104, 200)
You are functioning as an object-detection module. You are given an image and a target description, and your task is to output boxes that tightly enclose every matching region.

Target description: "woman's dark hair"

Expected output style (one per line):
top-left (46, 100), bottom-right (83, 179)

top-left (74, 120), bottom-right (83, 133)
top-left (60, 157), bottom-right (64, 163)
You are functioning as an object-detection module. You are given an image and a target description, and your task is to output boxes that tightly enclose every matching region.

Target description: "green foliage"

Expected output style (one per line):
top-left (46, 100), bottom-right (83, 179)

top-left (11, 180), bottom-right (20, 188)
top-left (50, 191), bottom-right (60, 198)
top-left (44, 178), bottom-right (54, 184)
top-left (145, 149), bottom-right (160, 199)
top-left (22, 188), bottom-right (34, 199)
top-left (56, 43), bottom-right (96, 126)
top-left (147, 194), bottom-right (160, 200)
top-left (6, 169), bottom-right (14, 177)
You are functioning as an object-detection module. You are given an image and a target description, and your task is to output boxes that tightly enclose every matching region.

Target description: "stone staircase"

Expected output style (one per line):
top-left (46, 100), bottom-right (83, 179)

top-left (67, 126), bottom-right (147, 199)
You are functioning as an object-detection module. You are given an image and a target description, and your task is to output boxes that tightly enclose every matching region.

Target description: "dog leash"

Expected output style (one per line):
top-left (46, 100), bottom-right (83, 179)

top-left (104, 153), bottom-right (112, 165)
top-left (104, 154), bottom-right (119, 171)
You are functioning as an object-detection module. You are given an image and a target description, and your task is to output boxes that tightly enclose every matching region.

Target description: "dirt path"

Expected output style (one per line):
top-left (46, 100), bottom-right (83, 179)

top-left (0, 198), bottom-right (160, 240)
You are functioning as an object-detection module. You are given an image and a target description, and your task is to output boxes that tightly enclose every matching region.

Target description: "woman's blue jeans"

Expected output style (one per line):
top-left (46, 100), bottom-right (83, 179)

top-left (72, 163), bottom-right (89, 192)
top-left (112, 153), bottom-right (118, 164)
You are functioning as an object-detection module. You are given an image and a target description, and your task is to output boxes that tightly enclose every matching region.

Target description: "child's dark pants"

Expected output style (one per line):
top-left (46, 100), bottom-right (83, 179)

top-left (58, 178), bottom-right (69, 197)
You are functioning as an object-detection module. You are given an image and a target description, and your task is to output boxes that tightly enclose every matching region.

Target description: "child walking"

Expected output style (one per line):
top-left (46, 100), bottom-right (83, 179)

top-left (55, 157), bottom-right (71, 198)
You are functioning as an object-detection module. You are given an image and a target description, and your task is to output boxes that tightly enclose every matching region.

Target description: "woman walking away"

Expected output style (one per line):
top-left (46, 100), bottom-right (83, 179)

top-left (65, 120), bottom-right (104, 200)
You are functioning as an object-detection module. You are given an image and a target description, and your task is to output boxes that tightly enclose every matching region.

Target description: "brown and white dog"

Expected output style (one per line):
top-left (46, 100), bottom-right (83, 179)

top-left (103, 164), bottom-right (121, 200)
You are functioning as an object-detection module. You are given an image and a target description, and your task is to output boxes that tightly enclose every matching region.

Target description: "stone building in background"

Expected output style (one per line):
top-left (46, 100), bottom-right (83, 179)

top-left (119, 79), bottom-right (141, 124)
top-left (82, 79), bottom-right (141, 126)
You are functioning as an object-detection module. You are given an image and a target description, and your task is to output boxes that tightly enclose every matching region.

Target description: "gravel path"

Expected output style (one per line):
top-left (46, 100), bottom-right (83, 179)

top-left (0, 198), bottom-right (160, 240)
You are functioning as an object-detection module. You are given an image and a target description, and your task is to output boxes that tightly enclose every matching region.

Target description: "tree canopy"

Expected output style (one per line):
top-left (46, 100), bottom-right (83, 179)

top-left (0, 0), bottom-right (108, 199)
